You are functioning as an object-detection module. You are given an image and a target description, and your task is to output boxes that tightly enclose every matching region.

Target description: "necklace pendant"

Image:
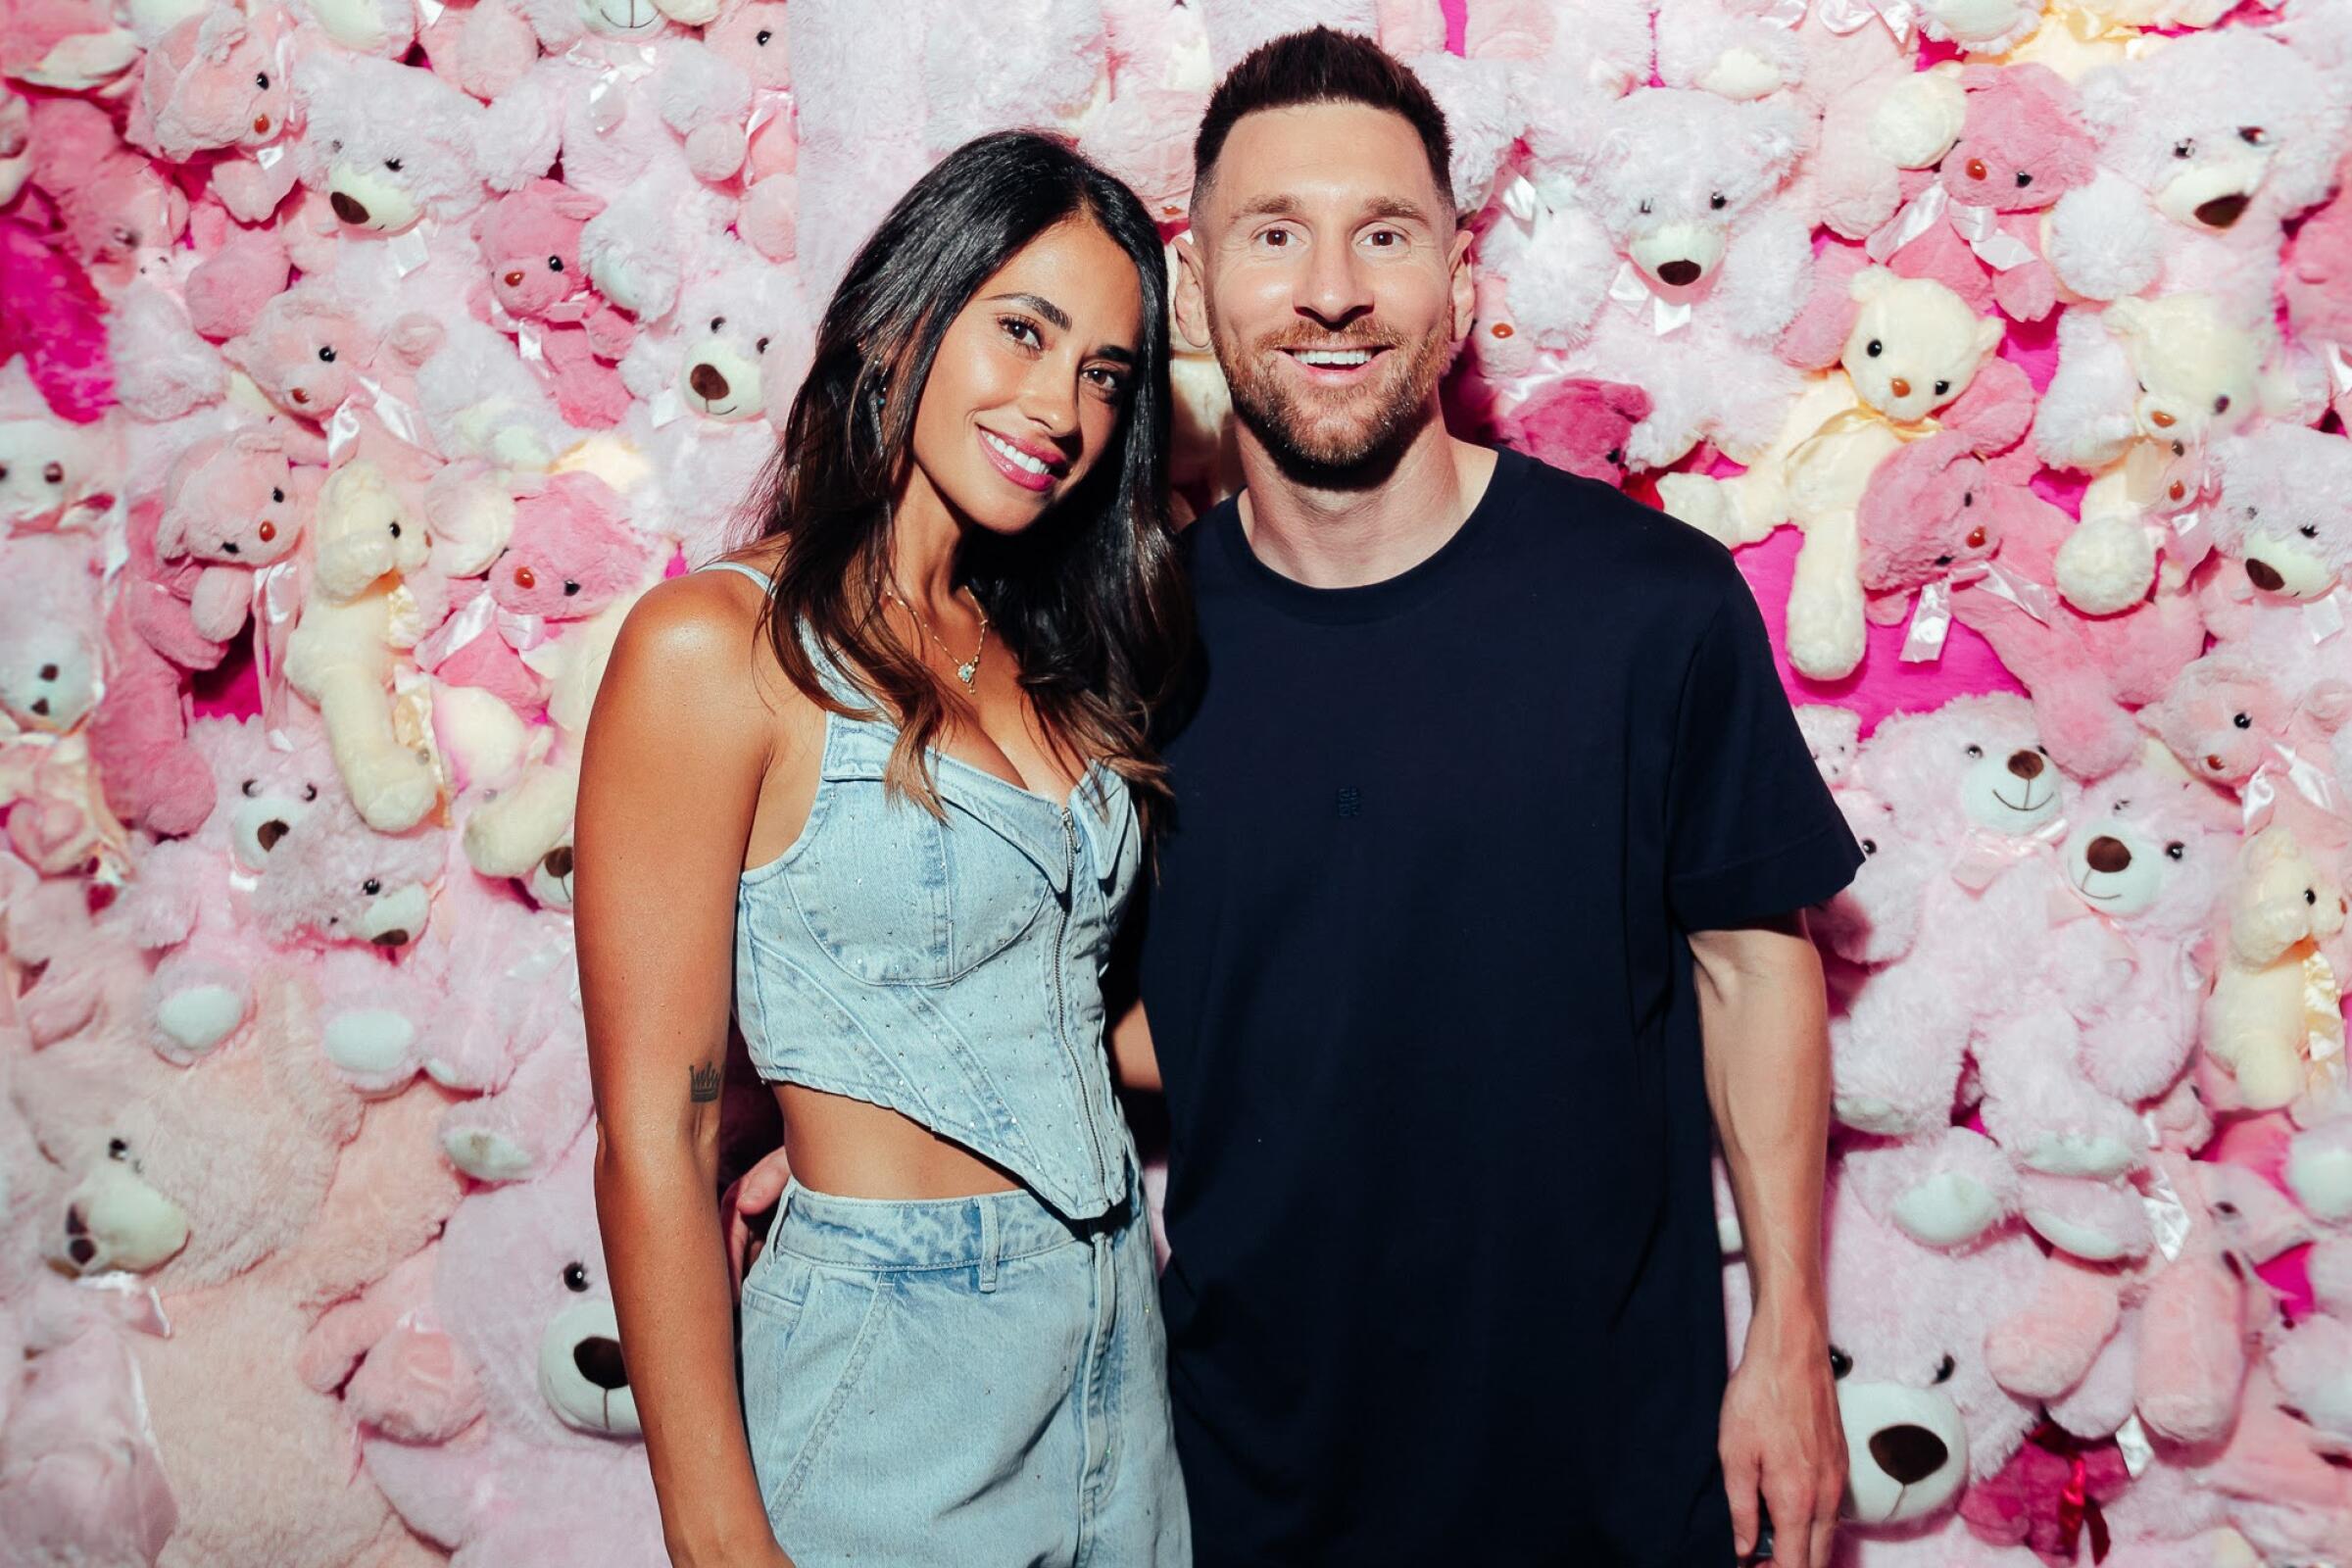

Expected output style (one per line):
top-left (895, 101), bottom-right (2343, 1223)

top-left (956, 661), bottom-right (978, 687)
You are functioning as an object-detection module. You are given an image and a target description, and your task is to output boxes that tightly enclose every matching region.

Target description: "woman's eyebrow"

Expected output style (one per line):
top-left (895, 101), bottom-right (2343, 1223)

top-left (984, 290), bottom-right (1070, 330)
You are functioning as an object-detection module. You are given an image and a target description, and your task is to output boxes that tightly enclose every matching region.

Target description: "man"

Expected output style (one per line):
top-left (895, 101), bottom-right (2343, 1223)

top-left (1119, 28), bottom-right (1861, 1568)
top-left (731, 26), bottom-right (1862, 1566)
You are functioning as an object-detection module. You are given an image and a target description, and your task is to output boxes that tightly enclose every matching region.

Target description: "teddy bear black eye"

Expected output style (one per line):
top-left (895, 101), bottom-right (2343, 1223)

top-left (2234, 712), bottom-right (2252, 728)
top-left (318, 345), bottom-right (336, 363)
top-left (2213, 394), bottom-right (2230, 415)
top-left (388, 520), bottom-right (402, 538)
top-left (549, 255), bottom-right (564, 272)
top-left (1866, 339), bottom-right (1883, 357)
top-left (1828, 1346), bottom-right (1853, 1380)
top-left (564, 1261), bottom-right (591, 1292)
top-left (756, 26), bottom-right (772, 43)
top-left (563, 579), bottom-right (580, 595)
top-left (2165, 841), bottom-right (2185, 859)
top-left (1961, 492), bottom-right (1974, 508)
top-left (242, 777), bottom-right (261, 797)
top-left (302, 782), bottom-right (318, 801)
top-left (256, 72), bottom-right (270, 90)
top-left (108, 1137), bottom-right (130, 1160)
top-left (271, 486), bottom-right (285, 504)
top-left (2174, 138), bottom-right (2194, 159)
top-left (1965, 744), bottom-right (1984, 759)
top-left (2014, 171), bottom-right (2033, 187)
top-left (2303, 525), bottom-right (2321, 539)
top-left (710, 316), bottom-right (726, 332)
top-left (330, 138), bottom-right (343, 153)
top-left (384, 157), bottom-right (403, 172)
top-left (2306, 888), bottom-right (2318, 905)
top-left (2240, 126), bottom-right (2267, 146)
top-left (755, 336), bottom-right (770, 353)
top-left (1860, 838), bottom-right (1879, 856)
top-left (1709, 191), bottom-right (1727, 210)
top-left (2036, 746), bottom-right (2048, 757)
top-left (1934, 379), bottom-right (1950, 397)
top-left (1935, 553), bottom-right (1953, 565)
top-left (363, 877), bottom-right (382, 895)
top-left (1932, 1353), bottom-right (1956, 1385)
top-left (1638, 198), bottom-right (1652, 216)
top-left (2245, 505), bottom-right (2259, 519)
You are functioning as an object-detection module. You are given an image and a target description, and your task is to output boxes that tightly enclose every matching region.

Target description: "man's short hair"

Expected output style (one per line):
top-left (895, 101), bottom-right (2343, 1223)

top-left (1192, 25), bottom-right (1455, 221)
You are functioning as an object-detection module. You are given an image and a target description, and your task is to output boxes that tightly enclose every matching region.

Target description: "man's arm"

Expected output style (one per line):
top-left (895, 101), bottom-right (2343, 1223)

top-left (1691, 910), bottom-right (1845, 1568)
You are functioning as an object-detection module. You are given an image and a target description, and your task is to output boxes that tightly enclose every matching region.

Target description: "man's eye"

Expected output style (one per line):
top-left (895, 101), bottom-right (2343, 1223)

top-left (1260, 227), bottom-right (1294, 248)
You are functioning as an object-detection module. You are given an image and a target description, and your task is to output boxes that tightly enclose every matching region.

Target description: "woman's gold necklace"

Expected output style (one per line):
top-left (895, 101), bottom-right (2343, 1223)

top-left (888, 583), bottom-right (989, 693)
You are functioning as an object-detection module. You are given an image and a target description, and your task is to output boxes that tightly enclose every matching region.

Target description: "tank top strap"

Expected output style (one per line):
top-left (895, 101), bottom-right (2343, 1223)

top-left (696, 560), bottom-right (874, 710)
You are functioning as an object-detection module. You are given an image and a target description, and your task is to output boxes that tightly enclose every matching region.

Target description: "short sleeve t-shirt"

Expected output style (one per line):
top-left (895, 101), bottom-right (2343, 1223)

top-left (1134, 446), bottom-right (1865, 1567)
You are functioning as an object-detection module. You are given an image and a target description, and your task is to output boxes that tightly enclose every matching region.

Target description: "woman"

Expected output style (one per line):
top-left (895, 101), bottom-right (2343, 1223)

top-left (571, 130), bottom-right (1192, 1568)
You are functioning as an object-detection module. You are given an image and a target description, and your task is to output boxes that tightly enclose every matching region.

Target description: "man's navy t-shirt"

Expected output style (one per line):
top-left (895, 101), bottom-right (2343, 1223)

top-left (1134, 447), bottom-right (1866, 1566)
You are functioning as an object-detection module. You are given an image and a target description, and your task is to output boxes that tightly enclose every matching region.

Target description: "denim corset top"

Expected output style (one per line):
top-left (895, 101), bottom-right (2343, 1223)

top-left (701, 561), bottom-right (1143, 1221)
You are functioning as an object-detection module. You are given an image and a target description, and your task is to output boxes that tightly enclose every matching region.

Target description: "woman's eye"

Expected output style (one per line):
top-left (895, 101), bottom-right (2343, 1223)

top-left (1086, 366), bottom-right (1127, 397)
top-left (1000, 316), bottom-right (1042, 350)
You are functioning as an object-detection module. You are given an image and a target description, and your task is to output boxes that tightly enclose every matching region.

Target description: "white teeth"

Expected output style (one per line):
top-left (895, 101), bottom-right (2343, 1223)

top-left (1295, 349), bottom-right (1373, 367)
top-left (984, 431), bottom-right (1052, 475)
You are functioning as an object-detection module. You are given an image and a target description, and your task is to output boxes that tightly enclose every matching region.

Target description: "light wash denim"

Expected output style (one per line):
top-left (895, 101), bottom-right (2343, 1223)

top-left (696, 561), bottom-right (1186, 1564)
top-left (740, 1174), bottom-right (1188, 1565)
top-left (700, 560), bottom-right (1142, 1222)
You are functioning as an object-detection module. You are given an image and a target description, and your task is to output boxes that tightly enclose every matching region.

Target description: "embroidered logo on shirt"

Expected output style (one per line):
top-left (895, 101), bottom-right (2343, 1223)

top-left (1336, 786), bottom-right (1361, 819)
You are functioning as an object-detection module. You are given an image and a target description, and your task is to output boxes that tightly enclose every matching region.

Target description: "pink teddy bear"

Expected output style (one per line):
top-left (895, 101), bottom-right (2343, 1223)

top-left (1864, 64), bottom-right (2098, 325)
top-left (20, 986), bottom-right (461, 1568)
top-left (355, 1127), bottom-right (665, 1567)
top-left (1490, 378), bottom-right (1652, 488)
top-left (124, 3), bottom-right (302, 224)
top-left (119, 712), bottom-right (340, 1062)
top-left (467, 179), bottom-right (635, 430)
top-left (23, 96), bottom-right (189, 286)
top-left (155, 425), bottom-right (320, 644)
top-left (221, 279), bottom-right (442, 442)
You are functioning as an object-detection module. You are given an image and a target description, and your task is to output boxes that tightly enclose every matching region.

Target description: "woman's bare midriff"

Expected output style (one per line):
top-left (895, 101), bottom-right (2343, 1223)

top-left (772, 1083), bottom-right (1023, 1200)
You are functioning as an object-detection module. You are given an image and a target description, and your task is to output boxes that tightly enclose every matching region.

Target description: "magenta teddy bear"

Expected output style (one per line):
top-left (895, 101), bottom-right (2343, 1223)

top-left (19, 983), bottom-right (462, 1568)
top-left (1491, 378), bottom-right (1652, 488)
top-left (119, 711), bottom-right (340, 1061)
top-left (123, 2), bottom-right (302, 224)
top-left (356, 1127), bottom-right (666, 1567)
top-left (466, 179), bottom-right (635, 429)
top-left (1865, 64), bottom-right (2098, 325)
top-left (155, 425), bottom-right (319, 644)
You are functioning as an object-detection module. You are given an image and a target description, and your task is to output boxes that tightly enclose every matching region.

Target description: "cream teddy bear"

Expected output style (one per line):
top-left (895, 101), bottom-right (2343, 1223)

top-left (1658, 267), bottom-right (2004, 680)
top-left (2203, 825), bottom-right (2352, 1119)
top-left (2033, 293), bottom-right (2311, 614)
top-left (282, 459), bottom-right (444, 834)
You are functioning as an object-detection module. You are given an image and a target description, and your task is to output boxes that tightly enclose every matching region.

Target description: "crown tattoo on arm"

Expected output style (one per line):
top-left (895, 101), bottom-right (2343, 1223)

top-left (690, 1060), bottom-right (721, 1102)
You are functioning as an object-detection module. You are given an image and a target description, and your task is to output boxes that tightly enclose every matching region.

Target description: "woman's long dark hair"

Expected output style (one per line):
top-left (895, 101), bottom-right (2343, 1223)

top-left (734, 129), bottom-right (1189, 829)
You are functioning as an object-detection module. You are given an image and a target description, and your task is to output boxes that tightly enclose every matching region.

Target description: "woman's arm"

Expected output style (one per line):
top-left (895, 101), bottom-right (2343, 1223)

top-left (574, 576), bottom-right (790, 1568)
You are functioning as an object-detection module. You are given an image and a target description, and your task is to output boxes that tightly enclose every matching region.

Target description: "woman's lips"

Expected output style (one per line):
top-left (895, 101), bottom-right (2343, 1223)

top-left (979, 427), bottom-right (1060, 493)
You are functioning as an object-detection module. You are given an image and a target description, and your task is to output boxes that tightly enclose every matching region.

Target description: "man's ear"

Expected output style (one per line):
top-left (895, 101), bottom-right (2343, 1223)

top-left (1171, 231), bottom-right (1211, 354)
top-left (1448, 223), bottom-right (1477, 347)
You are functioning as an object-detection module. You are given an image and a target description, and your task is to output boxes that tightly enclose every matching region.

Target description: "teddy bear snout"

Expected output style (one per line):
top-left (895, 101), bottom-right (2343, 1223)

top-left (2006, 750), bottom-right (2043, 781)
top-left (1654, 259), bottom-right (1702, 288)
top-left (257, 816), bottom-right (292, 851)
top-left (330, 190), bottom-right (371, 226)
top-left (253, 114), bottom-right (270, 136)
top-left (504, 270), bottom-right (526, 288)
top-left (1890, 377), bottom-right (1912, 400)
top-left (2194, 192), bottom-right (2250, 229)
top-left (2147, 408), bottom-right (2176, 429)
top-left (2085, 836), bottom-right (2132, 873)
top-left (574, 1335), bottom-right (628, 1391)
top-left (1867, 1423), bottom-right (1948, 1487)
top-left (543, 845), bottom-right (573, 879)
top-left (688, 362), bottom-right (732, 402)
top-left (2245, 558), bottom-right (2285, 593)
top-left (64, 1200), bottom-right (96, 1268)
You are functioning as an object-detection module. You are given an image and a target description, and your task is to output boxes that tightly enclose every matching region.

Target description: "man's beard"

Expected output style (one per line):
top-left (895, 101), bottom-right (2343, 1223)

top-left (1210, 318), bottom-right (1452, 481)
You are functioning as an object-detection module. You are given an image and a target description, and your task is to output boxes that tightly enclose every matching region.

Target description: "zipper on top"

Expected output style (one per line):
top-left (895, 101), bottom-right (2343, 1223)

top-left (1053, 805), bottom-right (1109, 1196)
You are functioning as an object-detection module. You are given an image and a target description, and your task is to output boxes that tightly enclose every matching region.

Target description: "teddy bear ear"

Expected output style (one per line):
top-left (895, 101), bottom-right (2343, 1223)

top-left (2068, 62), bottom-right (2137, 138)
top-left (1735, 97), bottom-right (1804, 176)
top-left (2101, 298), bottom-right (2150, 343)
top-left (1847, 265), bottom-right (1900, 305)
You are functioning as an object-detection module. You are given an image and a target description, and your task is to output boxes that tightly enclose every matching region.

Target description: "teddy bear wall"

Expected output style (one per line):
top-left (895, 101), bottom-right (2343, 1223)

top-left (2, 0), bottom-right (2352, 1560)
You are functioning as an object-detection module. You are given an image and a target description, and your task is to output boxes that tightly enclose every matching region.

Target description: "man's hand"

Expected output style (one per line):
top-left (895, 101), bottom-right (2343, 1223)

top-left (720, 1146), bottom-right (793, 1296)
top-left (1719, 1328), bottom-right (1846, 1568)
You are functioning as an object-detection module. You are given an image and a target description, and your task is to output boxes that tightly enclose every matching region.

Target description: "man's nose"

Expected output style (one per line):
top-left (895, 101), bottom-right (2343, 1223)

top-left (1298, 238), bottom-right (1373, 328)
